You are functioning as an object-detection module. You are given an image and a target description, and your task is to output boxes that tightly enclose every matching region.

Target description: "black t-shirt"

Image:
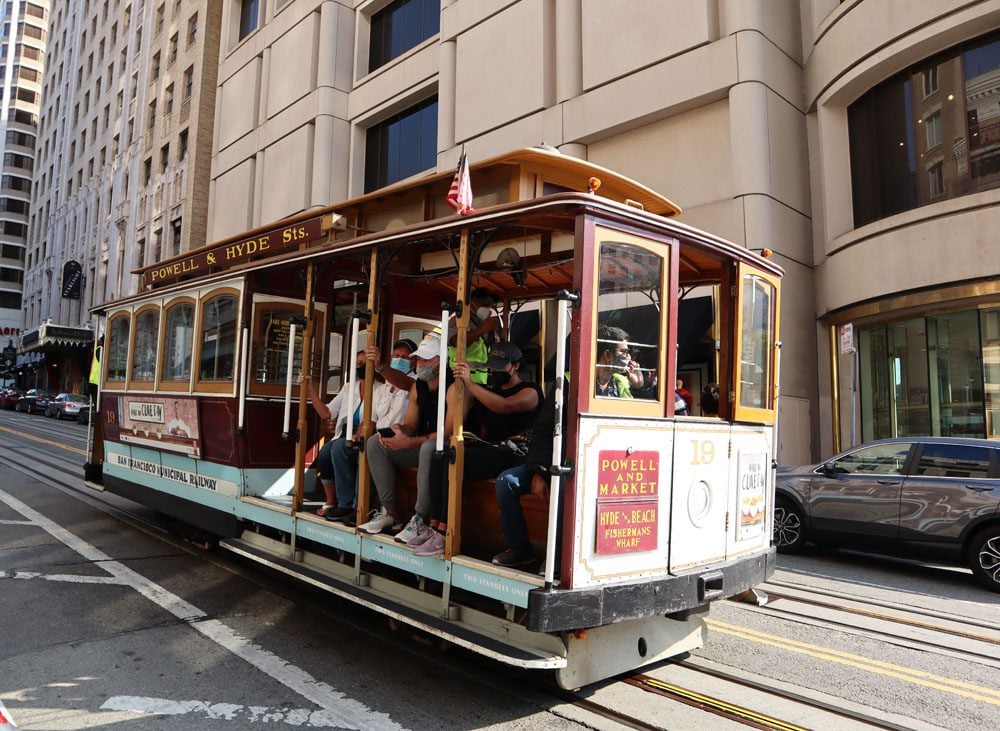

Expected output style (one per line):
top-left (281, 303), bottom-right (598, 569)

top-left (413, 373), bottom-right (454, 436)
top-left (473, 381), bottom-right (543, 442)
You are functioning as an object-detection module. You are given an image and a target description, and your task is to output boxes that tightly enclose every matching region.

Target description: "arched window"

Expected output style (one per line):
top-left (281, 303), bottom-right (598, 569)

top-left (106, 314), bottom-right (130, 383)
top-left (131, 307), bottom-right (160, 383)
top-left (162, 300), bottom-right (194, 382)
top-left (199, 294), bottom-right (238, 382)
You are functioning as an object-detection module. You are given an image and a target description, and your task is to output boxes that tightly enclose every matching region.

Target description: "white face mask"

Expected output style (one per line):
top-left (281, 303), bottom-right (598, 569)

top-left (476, 306), bottom-right (492, 322)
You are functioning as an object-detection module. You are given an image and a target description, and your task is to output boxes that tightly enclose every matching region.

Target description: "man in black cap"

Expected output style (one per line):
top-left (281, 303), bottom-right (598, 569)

top-left (396, 341), bottom-right (543, 556)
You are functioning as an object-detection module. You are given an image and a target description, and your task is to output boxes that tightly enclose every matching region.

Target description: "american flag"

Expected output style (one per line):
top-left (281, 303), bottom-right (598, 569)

top-left (446, 147), bottom-right (473, 214)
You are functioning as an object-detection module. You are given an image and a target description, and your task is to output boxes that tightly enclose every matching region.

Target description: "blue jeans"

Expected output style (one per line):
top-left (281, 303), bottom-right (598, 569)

top-left (316, 437), bottom-right (359, 508)
top-left (494, 464), bottom-right (536, 549)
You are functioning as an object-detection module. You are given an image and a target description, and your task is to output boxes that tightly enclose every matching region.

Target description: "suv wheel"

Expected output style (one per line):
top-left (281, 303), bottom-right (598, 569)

top-left (773, 497), bottom-right (806, 554)
top-left (968, 526), bottom-right (1000, 593)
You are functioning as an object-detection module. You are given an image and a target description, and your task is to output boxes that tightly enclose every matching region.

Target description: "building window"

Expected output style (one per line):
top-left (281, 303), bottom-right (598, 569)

top-left (171, 217), bottom-right (182, 256)
top-left (151, 51), bottom-right (160, 79)
top-left (169, 32), bottom-right (178, 64)
top-left (368, 0), bottom-right (439, 72)
top-left (178, 128), bottom-right (188, 160)
top-left (165, 84), bottom-right (174, 115)
top-left (239, 0), bottom-right (260, 41)
top-left (182, 65), bottom-right (193, 99)
top-left (364, 96), bottom-right (437, 193)
top-left (160, 143), bottom-right (170, 171)
top-left (143, 157), bottom-right (152, 184)
top-left (922, 65), bottom-right (938, 97)
top-left (187, 12), bottom-right (198, 46)
top-left (848, 30), bottom-right (1000, 227)
top-left (928, 161), bottom-right (944, 198)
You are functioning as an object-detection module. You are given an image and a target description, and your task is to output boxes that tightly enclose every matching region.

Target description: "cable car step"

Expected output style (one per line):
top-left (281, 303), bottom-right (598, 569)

top-left (218, 537), bottom-right (567, 670)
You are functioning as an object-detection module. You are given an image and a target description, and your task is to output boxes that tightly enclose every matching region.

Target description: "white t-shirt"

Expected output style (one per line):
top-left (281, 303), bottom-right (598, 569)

top-left (325, 380), bottom-right (409, 436)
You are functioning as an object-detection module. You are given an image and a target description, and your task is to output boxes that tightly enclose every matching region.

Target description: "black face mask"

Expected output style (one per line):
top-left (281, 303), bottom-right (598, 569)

top-left (355, 366), bottom-right (366, 380)
top-left (487, 370), bottom-right (512, 390)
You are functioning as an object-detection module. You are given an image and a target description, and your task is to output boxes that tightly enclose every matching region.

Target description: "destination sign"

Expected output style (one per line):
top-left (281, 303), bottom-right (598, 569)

top-left (142, 215), bottom-right (327, 287)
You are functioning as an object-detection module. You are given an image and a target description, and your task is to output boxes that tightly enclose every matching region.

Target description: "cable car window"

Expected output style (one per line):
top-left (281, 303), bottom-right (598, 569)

top-left (595, 242), bottom-right (662, 401)
top-left (107, 315), bottom-right (130, 382)
top-left (254, 308), bottom-right (304, 384)
top-left (131, 309), bottom-right (159, 382)
top-left (739, 274), bottom-right (775, 410)
top-left (162, 301), bottom-right (194, 381)
top-left (199, 295), bottom-right (238, 381)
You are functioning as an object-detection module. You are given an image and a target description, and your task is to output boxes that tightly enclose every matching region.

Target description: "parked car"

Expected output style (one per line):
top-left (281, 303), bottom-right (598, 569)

top-left (76, 404), bottom-right (91, 424)
top-left (774, 437), bottom-right (1000, 592)
top-left (15, 389), bottom-right (52, 414)
top-left (45, 393), bottom-right (90, 419)
top-left (1, 388), bottom-right (21, 410)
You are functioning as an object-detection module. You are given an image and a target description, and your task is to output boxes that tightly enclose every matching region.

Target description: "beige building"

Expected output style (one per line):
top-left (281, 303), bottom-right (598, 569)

top-left (0, 0), bottom-right (47, 357)
top-left (22, 0), bottom-right (221, 392)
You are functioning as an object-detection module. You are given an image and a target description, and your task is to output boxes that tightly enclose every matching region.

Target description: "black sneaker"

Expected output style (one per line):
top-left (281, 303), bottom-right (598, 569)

top-left (492, 545), bottom-right (534, 568)
top-left (325, 507), bottom-right (355, 523)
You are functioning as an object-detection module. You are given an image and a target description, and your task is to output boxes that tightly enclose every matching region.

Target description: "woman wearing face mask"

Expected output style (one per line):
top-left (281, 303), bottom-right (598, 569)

top-left (594, 325), bottom-right (635, 399)
top-left (396, 341), bottom-right (543, 556)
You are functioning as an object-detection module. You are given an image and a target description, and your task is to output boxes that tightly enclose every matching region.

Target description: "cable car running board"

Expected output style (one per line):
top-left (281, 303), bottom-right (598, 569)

top-left (218, 538), bottom-right (567, 670)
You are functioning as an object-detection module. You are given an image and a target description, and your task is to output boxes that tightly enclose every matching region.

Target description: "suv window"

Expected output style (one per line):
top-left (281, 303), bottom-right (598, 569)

top-left (830, 443), bottom-right (912, 475)
top-left (914, 443), bottom-right (993, 479)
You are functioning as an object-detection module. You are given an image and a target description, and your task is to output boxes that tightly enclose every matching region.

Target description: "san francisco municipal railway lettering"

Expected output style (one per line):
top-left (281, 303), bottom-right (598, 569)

top-left (111, 454), bottom-right (238, 496)
top-left (595, 450), bottom-right (660, 554)
top-left (143, 216), bottom-right (325, 286)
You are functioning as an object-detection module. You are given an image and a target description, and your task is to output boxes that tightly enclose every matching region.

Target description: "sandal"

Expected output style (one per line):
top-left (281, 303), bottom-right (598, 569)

top-left (316, 504), bottom-right (336, 517)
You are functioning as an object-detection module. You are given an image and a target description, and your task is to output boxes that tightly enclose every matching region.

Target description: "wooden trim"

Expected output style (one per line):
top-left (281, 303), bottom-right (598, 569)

top-left (192, 286), bottom-right (242, 394)
top-left (155, 296), bottom-right (197, 391)
top-left (103, 311), bottom-right (131, 391)
top-left (732, 264), bottom-right (781, 425)
top-left (823, 279), bottom-right (1000, 327)
top-left (127, 303), bottom-right (161, 391)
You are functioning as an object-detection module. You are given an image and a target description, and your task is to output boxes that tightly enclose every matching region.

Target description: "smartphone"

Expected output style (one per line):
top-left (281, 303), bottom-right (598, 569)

top-left (377, 427), bottom-right (396, 438)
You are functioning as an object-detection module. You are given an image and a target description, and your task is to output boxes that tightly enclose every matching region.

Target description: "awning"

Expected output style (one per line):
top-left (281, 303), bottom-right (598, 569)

top-left (21, 322), bottom-right (94, 352)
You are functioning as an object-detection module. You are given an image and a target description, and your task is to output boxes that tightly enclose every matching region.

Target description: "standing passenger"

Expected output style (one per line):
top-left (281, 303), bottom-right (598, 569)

top-left (594, 325), bottom-right (635, 398)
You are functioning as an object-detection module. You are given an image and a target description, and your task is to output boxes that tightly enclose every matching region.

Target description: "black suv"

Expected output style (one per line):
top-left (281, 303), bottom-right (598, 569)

top-left (774, 437), bottom-right (1000, 592)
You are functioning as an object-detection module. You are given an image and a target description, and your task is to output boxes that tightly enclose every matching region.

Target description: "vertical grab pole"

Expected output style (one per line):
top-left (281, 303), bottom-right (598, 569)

top-left (435, 307), bottom-right (450, 453)
top-left (345, 314), bottom-right (361, 443)
top-left (445, 228), bottom-right (471, 562)
top-left (355, 249), bottom-right (380, 525)
top-left (293, 262), bottom-right (316, 514)
top-left (282, 323), bottom-right (298, 439)
top-left (545, 293), bottom-right (573, 589)
top-left (237, 324), bottom-right (250, 430)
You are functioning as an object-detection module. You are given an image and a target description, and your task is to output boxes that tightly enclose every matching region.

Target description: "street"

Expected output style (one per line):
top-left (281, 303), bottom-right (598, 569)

top-left (1, 410), bottom-right (998, 730)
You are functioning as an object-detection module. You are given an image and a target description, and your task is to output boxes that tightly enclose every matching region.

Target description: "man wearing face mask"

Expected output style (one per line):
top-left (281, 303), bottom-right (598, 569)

top-left (396, 342), bottom-right (542, 555)
top-left (304, 342), bottom-right (413, 522)
top-left (447, 287), bottom-right (499, 385)
top-left (361, 334), bottom-right (453, 534)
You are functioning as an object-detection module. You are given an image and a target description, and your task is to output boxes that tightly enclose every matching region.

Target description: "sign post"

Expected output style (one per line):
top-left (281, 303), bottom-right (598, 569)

top-left (840, 324), bottom-right (857, 447)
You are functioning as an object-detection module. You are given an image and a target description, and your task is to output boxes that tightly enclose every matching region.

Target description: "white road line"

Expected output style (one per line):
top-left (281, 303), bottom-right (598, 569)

top-left (101, 696), bottom-right (369, 726)
top-left (0, 488), bottom-right (405, 731)
top-left (0, 518), bottom-right (33, 525)
top-left (2, 570), bottom-right (128, 585)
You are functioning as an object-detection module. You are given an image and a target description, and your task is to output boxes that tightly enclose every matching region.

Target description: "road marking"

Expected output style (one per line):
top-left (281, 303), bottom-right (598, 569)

top-left (0, 424), bottom-right (88, 455)
top-left (708, 618), bottom-right (1000, 706)
top-left (0, 570), bottom-right (128, 585)
top-left (101, 696), bottom-right (376, 726)
top-left (0, 519), bottom-right (33, 525)
top-left (0, 488), bottom-right (405, 730)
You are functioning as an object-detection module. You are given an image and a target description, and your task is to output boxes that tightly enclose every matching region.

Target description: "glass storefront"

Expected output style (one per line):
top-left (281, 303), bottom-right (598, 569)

top-left (859, 307), bottom-right (999, 441)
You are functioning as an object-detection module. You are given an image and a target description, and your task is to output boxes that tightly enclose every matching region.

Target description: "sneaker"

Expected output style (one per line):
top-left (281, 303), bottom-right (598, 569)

top-left (492, 544), bottom-right (534, 568)
top-left (358, 507), bottom-right (397, 534)
top-left (395, 514), bottom-right (425, 543)
top-left (315, 504), bottom-right (336, 517)
top-left (412, 531), bottom-right (445, 556)
top-left (405, 523), bottom-right (435, 548)
top-left (325, 506), bottom-right (355, 523)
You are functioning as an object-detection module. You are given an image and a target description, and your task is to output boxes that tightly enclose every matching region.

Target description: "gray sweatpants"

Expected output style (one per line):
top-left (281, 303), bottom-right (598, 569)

top-left (365, 435), bottom-right (437, 513)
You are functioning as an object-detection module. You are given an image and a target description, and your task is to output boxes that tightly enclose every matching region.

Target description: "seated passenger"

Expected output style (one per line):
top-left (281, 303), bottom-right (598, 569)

top-left (594, 325), bottom-right (638, 398)
top-left (397, 342), bottom-right (543, 556)
top-left (492, 375), bottom-right (569, 568)
top-left (306, 340), bottom-right (414, 522)
top-left (361, 334), bottom-right (453, 534)
top-left (701, 382), bottom-right (721, 417)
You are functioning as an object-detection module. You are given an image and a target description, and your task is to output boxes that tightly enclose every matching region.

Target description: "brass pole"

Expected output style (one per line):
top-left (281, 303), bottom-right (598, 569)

top-left (355, 248), bottom-right (380, 523)
top-left (445, 228), bottom-right (470, 559)
top-left (293, 261), bottom-right (316, 513)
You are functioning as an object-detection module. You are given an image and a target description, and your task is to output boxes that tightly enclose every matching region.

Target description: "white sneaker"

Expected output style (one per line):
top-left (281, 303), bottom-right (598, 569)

top-left (358, 507), bottom-right (397, 534)
top-left (395, 514), bottom-right (425, 544)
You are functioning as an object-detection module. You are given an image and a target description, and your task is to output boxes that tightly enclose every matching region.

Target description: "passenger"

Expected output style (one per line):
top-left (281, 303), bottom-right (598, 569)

top-left (676, 379), bottom-right (692, 413)
top-left (365, 338), bottom-right (418, 392)
top-left (306, 340), bottom-right (414, 522)
top-left (397, 342), bottom-right (543, 556)
top-left (594, 325), bottom-right (635, 398)
top-left (492, 374), bottom-right (569, 568)
top-left (447, 287), bottom-right (500, 385)
top-left (701, 382), bottom-right (721, 417)
top-left (361, 333), bottom-right (453, 534)
top-left (302, 351), bottom-right (366, 518)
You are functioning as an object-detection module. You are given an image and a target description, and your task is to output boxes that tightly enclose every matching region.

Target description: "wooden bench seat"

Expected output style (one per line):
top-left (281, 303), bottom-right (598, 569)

top-left (395, 468), bottom-right (551, 557)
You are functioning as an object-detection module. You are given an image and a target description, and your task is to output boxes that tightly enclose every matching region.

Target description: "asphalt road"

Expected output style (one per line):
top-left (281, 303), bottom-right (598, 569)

top-left (1, 410), bottom-right (998, 730)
